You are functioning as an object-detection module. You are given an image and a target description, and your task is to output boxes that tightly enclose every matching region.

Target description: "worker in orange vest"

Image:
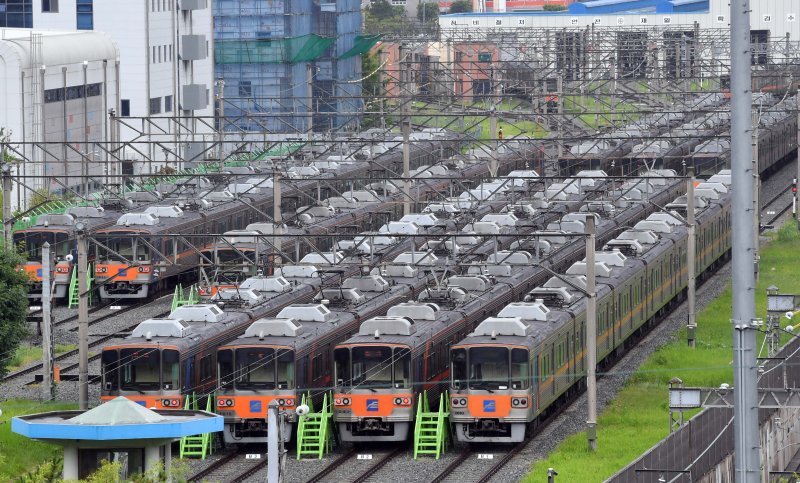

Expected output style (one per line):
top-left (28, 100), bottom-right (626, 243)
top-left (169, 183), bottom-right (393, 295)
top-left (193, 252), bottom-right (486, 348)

top-left (498, 126), bottom-right (503, 140)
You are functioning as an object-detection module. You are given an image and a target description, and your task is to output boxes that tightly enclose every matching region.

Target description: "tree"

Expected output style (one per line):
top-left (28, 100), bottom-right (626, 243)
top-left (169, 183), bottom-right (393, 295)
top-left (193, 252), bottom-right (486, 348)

top-left (543, 3), bottom-right (567, 11)
top-left (417, 2), bottom-right (439, 24)
top-left (448, 0), bottom-right (472, 13)
top-left (369, 0), bottom-right (401, 20)
top-left (0, 247), bottom-right (32, 376)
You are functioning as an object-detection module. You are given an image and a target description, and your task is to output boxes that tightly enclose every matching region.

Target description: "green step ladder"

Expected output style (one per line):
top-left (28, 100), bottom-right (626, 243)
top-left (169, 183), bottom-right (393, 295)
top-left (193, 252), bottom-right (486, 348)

top-left (413, 390), bottom-right (450, 459)
top-left (171, 284), bottom-right (199, 312)
top-left (296, 392), bottom-right (334, 459)
top-left (179, 394), bottom-right (216, 459)
top-left (68, 263), bottom-right (95, 309)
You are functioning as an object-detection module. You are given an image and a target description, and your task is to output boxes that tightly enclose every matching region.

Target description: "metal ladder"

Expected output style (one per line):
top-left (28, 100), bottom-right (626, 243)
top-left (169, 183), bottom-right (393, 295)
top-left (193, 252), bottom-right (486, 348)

top-left (296, 392), bottom-right (334, 459)
top-left (413, 390), bottom-right (450, 459)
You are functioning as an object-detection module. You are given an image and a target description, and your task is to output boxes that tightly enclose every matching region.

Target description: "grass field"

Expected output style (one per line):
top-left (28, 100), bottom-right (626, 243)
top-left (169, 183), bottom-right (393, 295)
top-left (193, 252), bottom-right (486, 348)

top-left (0, 399), bottom-right (77, 481)
top-left (526, 223), bottom-right (800, 482)
top-left (7, 343), bottom-right (77, 373)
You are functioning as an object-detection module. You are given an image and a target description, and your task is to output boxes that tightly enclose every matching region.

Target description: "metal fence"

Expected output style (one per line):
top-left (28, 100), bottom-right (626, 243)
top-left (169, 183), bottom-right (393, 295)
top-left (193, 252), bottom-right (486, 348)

top-left (607, 335), bottom-right (800, 483)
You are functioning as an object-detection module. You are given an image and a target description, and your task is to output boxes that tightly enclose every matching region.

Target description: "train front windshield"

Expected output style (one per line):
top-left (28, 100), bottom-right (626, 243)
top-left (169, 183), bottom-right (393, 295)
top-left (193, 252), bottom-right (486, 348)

top-left (14, 231), bottom-right (70, 261)
top-left (335, 346), bottom-right (411, 389)
top-left (217, 348), bottom-right (295, 390)
top-left (105, 348), bottom-right (180, 391)
top-left (97, 233), bottom-right (151, 262)
top-left (451, 347), bottom-right (530, 391)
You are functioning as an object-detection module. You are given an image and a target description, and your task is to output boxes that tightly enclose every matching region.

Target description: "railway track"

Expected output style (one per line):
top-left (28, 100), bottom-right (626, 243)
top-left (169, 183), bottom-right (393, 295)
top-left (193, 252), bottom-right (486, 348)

top-left (2, 304), bottom-right (171, 385)
top-left (761, 182), bottom-right (794, 228)
top-left (305, 447), bottom-right (403, 483)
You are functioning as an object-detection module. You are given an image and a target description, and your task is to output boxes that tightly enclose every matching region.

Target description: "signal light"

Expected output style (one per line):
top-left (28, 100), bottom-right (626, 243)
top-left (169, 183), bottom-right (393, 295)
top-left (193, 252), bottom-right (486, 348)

top-left (793, 178), bottom-right (797, 194)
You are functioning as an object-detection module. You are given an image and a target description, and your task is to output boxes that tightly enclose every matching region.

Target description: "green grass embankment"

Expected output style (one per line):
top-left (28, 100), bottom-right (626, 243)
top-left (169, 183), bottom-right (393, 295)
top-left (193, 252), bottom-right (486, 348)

top-left (527, 223), bottom-right (800, 482)
top-left (0, 399), bottom-right (78, 480)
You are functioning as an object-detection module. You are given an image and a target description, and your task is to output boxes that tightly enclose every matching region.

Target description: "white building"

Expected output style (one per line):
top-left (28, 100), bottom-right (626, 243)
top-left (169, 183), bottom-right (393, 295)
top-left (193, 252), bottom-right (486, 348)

top-left (0, 28), bottom-right (120, 211)
top-left (439, 0), bottom-right (799, 39)
top-left (29, 0), bottom-right (214, 172)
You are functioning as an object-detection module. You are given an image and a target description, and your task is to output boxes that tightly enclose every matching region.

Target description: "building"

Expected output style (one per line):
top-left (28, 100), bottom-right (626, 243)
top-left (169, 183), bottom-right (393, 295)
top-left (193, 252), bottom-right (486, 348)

top-left (214, 0), bottom-right (365, 134)
top-left (0, 0), bottom-right (215, 173)
top-left (439, 0), bottom-right (799, 39)
top-left (439, 0), bottom-right (576, 13)
top-left (0, 28), bottom-right (119, 211)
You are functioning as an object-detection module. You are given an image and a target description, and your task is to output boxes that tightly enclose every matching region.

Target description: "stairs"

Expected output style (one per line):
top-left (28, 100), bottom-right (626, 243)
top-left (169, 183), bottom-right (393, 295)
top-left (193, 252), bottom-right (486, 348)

top-left (179, 394), bottom-right (216, 459)
top-left (296, 392), bottom-right (334, 459)
top-left (413, 391), bottom-right (450, 459)
top-left (67, 263), bottom-right (94, 309)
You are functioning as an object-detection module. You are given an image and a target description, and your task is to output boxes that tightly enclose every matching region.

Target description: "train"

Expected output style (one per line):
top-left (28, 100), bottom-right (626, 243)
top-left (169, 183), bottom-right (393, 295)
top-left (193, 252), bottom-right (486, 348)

top-left (559, 94), bottom-right (797, 177)
top-left (327, 171), bottom-right (684, 443)
top-left (13, 129), bottom-right (463, 301)
top-left (97, 146), bottom-right (541, 412)
top-left (447, 170), bottom-right (732, 442)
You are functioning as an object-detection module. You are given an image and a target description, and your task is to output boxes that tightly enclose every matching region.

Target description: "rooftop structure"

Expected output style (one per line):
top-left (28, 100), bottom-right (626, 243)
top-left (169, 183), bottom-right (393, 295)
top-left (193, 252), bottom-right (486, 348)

top-left (12, 396), bottom-right (222, 480)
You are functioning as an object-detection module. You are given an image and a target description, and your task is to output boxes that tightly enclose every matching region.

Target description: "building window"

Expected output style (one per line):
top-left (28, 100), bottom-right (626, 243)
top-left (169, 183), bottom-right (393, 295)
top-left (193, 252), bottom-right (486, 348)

top-left (164, 95), bottom-right (172, 113)
top-left (42, 0), bottom-right (58, 13)
top-left (238, 81), bottom-right (252, 97)
top-left (149, 97), bottom-right (161, 115)
top-left (76, 0), bottom-right (93, 30)
top-left (0, 0), bottom-right (33, 27)
top-left (121, 99), bottom-right (130, 117)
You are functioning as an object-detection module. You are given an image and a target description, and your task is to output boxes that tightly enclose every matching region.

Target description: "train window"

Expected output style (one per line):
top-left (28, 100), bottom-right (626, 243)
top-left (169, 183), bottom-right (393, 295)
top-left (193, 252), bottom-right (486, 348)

top-left (511, 349), bottom-right (529, 389)
top-left (200, 355), bottom-right (213, 382)
top-left (120, 348), bottom-right (160, 391)
top-left (218, 349), bottom-right (234, 388)
top-left (468, 347), bottom-right (509, 390)
top-left (277, 349), bottom-right (295, 389)
top-left (235, 348), bottom-right (276, 389)
top-left (162, 349), bottom-right (180, 390)
top-left (450, 348), bottom-right (467, 389)
top-left (394, 348), bottom-right (411, 388)
top-left (351, 346), bottom-right (393, 389)
top-left (101, 350), bottom-right (119, 392)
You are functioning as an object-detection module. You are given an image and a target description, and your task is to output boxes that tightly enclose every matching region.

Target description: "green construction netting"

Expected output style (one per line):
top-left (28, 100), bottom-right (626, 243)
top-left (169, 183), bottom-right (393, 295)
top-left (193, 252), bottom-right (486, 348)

top-left (216, 35), bottom-right (335, 65)
top-left (340, 34), bottom-right (382, 60)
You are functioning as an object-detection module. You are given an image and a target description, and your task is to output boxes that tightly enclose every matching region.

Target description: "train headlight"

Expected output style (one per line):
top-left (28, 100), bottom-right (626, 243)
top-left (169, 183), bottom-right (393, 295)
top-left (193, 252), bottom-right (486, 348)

top-left (334, 398), bottom-right (343, 406)
top-left (401, 397), bottom-right (411, 406)
top-left (277, 398), bottom-right (285, 406)
top-left (511, 397), bottom-right (528, 408)
top-left (451, 398), bottom-right (467, 407)
top-left (217, 398), bottom-right (233, 407)
top-left (394, 397), bottom-right (402, 405)
top-left (284, 398), bottom-right (295, 407)
top-left (342, 397), bottom-right (351, 406)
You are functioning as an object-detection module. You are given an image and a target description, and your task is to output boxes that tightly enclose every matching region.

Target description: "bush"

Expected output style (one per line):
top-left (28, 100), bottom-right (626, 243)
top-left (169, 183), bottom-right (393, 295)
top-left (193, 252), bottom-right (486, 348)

top-left (543, 3), bottom-right (567, 11)
top-left (0, 248), bottom-right (31, 376)
top-left (449, 0), bottom-right (472, 13)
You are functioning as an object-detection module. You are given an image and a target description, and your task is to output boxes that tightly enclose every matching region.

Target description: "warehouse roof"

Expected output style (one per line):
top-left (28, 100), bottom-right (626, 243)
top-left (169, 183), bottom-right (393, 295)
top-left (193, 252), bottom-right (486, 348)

top-left (0, 28), bottom-right (118, 67)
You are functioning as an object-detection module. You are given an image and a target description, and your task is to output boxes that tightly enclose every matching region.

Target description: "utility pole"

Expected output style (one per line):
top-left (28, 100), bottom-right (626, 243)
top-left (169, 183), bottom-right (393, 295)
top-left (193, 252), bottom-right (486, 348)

top-left (585, 215), bottom-right (597, 451)
top-left (307, 63), bottom-right (314, 138)
top-left (41, 242), bottom-right (53, 401)
top-left (796, 88), bottom-right (800, 226)
top-left (82, 60), bottom-right (89, 198)
top-left (2, 161), bottom-right (12, 247)
top-left (216, 79), bottom-right (225, 161)
top-left (687, 169), bottom-right (697, 347)
top-left (77, 224), bottom-right (89, 410)
top-left (273, 174), bottom-right (282, 271)
top-left (267, 401), bottom-right (280, 483)
top-left (730, 0), bottom-right (761, 480)
top-left (400, 44), bottom-right (412, 216)
top-left (752, 112), bottom-right (760, 281)
top-left (489, 67), bottom-right (498, 178)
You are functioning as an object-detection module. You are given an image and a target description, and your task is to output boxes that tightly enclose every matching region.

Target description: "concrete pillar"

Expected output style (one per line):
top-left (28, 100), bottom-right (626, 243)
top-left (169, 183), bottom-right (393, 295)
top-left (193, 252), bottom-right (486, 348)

top-left (63, 446), bottom-right (79, 481)
top-left (144, 445), bottom-right (160, 473)
top-left (164, 443), bottom-right (172, 482)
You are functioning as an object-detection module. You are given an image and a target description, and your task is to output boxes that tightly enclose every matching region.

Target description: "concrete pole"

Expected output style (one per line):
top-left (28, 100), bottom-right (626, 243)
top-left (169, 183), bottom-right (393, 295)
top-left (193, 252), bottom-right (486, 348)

top-left (267, 401), bottom-right (280, 483)
top-left (164, 442), bottom-right (172, 483)
top-left (796, 88), bottom-right (800, 225)
top-left (489, 68), bottom-right (498, 178)
top-left (42, 242), bottom-right (53, 401)
top-left (402, 120), bottom-right (411, 216)
top-left (41, 242), bottom-right (53, 400)
top-left (77, 228), bottom-right (89, 410)
top-left (557, 75), bottom-right (564, 158)
top-left (273, 174), bottom-right (282, 269)
top-left (1, 162), bottom-right (11, 247)
top-left (752, 112), bottom-right (760, 281)
top-left (687, 170), bottom-right (697, 347)
top-left (307, 63), bottom-right (314, 137)
top-left (82, 61), bottom-right (89, 198)
top-left (216, 79), bottom-right (225, 161)
top-left (585, 215), bottom-right (597, 451)
top-left (730, 0), bottom-right (761, 480)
